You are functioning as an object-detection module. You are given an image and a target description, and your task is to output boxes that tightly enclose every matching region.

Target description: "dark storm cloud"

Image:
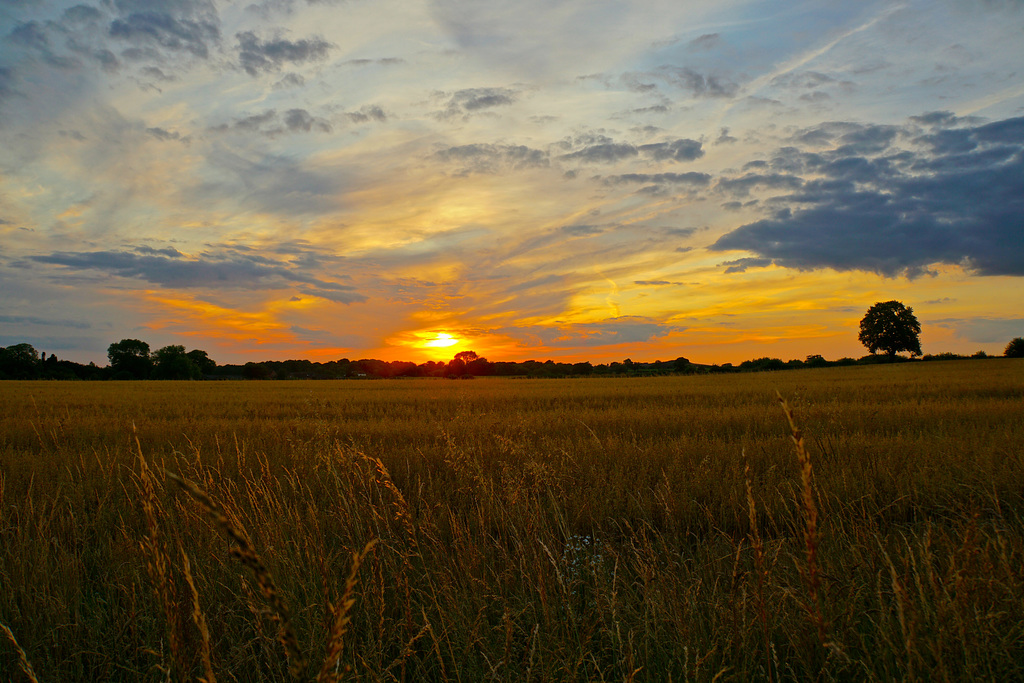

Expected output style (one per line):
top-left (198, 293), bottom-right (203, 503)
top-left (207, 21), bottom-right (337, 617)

top-left (710, 115), bottom-right (1024, 278)
top-left (433, 143), bottom-right (548, 174)
top-left (236, 31), bottom-right (334, 76)
top-left (30, 247), bottom-right (366, 303)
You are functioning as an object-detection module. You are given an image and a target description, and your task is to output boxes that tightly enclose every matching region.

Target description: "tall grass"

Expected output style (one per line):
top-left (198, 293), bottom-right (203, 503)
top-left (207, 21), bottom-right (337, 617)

top-left (1, 360), bottom-right (1023, 680)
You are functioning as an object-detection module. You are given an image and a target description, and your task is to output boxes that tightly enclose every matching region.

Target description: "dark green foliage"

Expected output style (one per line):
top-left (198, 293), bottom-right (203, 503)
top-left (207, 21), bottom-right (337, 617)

top-left (186, 349), bottom-right (217, 375)
top-left (108, 338), bottom-right (153, 379)
top-left (1006, 337), bottom-right (1024, 358)
top-left (0, 343), bottom-right (40, 378)
top-left (858, 300), bottom-right (922, 357)
top-left (151, 345), bottom-right (201, 380)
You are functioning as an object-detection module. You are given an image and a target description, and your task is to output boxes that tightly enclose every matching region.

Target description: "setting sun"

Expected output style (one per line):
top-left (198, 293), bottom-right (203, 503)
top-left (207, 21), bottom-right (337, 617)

top-left (421, 333), bottom-right (460, 349)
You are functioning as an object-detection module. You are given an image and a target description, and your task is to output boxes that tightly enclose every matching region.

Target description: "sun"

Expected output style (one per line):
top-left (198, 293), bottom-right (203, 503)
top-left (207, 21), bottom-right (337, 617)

top-left (421, 332), bottom-right (460, 349)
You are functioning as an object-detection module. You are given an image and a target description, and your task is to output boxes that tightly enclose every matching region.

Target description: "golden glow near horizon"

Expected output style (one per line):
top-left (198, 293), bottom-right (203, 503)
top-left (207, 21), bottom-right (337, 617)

top-left (421, 333), bottom-right (460, 349)
top-left (2, 1), bottom-right (1022, 366)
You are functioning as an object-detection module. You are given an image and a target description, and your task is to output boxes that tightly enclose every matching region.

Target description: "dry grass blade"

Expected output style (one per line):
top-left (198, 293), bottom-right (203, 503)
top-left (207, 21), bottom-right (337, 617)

top-left (134, 436), bottom-right (182, 670)
top-left (1, 622), bottom-right (40, 683)
top-left (776, 392), bottom-right (828, 647)
top-left (164, 470), bottom-right (307, 680)
top-left (318, 538), bottom-right (379, 682)
top-left (744, 452), bottom-right (773, 683)
top-left (181, 548), bottom-right (216, 683)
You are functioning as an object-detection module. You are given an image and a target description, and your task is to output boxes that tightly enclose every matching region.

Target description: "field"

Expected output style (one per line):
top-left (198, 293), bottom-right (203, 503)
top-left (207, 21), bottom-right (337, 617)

top-left (2, 360), bottom-right (1023, 681)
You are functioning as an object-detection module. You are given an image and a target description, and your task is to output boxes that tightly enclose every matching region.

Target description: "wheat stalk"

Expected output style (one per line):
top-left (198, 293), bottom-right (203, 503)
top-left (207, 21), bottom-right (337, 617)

top-left (134, 436), bottom-right (182, 671)
top-left (744, 452), bottom-right (774, 683)
top-left (317, 538), bottom-right (378, 682)
top-left (777, 392), bottom-right (828, 647)
top-left (180, 547), bottom-right (216, 683)
top-left (165, 470), bottom-right (307, 680)
top-left (1, 622), bottom-right (40, 683)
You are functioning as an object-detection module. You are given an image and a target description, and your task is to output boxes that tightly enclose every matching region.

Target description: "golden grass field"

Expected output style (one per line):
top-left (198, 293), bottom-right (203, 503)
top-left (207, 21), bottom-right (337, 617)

top-left (2, 359), bottom-right (1023, 681)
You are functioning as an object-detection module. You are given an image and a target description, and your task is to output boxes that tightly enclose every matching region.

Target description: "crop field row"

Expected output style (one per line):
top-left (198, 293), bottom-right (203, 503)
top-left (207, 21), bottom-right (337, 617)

top-left (1, 360), bottom-right (1023, 681)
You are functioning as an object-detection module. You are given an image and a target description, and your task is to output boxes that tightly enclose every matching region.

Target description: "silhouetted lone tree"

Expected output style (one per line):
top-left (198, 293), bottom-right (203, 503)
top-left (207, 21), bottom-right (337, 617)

top-left (858, 301), bottom-right (922, 358)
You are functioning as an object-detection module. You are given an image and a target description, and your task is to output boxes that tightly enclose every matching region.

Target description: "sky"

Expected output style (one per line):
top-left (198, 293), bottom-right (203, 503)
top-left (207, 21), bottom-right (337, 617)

top-left (1, 0), bottom-right (1022, 366)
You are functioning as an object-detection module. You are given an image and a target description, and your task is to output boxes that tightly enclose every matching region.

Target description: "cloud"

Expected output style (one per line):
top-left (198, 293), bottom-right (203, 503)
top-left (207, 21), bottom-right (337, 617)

top-left (719, 257), bottom-right (773, 274)
top-left (711, 115), bottom-right (1024, 278)
top-left (345, 105), bottom-right (387, 123)
top-left (433, 143), bottom-right (548, 174)
top-left (0, 66), bottom-right (18, 105)
top-left (273, 72), bottom-right (305, 88)
top-left (771, 70), bottom-right (836, 90)
top-left (0, 314), bottom-right (91, 329)
top-left (638, 138), bottom-right (704, 162)
top-left (284, 108), bottom-right (332, 133)
top-left (437, 87), bottom-right (517, 119)
top-left (109, 0), bottom-right (222, 60)
top-left (687, 33), bottom-right (721, 51)
top-left (717, 173), bottom-right (804, 197)
top-left (500, 317), bottom-right (680, 349)
top-left (560, 142), bottom-right (638, 163)
top-left (716, 128), bottom-right (738, 144)
top-left (235, 30), bottom-right (334, 76)
top-left (30, 247), bottom-right (367, 304)
top-left (604, 172), bottom-right (712, 186)
top-left (935, 317), bottom-right (1024, 344)
top-left (560, 224), bottom-right (604, 236)
top-left (658, 66), bottom-right (738, 98)
top-left (210, 108), bottom-right (331, 135)
top-left (909, 110), bottom-right (982, 128)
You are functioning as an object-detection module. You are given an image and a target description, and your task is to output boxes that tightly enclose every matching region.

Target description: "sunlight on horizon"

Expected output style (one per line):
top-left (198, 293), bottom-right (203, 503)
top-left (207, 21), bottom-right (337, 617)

top-left (420, 332), bottom-right (460, 349)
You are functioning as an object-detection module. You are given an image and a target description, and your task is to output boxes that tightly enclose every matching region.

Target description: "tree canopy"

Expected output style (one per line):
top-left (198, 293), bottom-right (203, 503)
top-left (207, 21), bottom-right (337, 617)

top-left (858, 301), bottom-right (922, 358)
top-left (107, 339), bottom-right (153, 379)
top-left (1005, 337), bottom-right (1024, 358)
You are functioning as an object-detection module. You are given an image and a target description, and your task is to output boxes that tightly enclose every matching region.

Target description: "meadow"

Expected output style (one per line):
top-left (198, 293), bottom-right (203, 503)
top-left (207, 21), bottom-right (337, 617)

top-left (1, 360), bottom-right (1023, 681)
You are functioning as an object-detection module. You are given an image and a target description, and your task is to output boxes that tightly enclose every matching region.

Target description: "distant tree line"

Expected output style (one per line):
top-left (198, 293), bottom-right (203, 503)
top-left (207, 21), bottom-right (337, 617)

top-left (0, 336), bottom-right (1021, 381)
